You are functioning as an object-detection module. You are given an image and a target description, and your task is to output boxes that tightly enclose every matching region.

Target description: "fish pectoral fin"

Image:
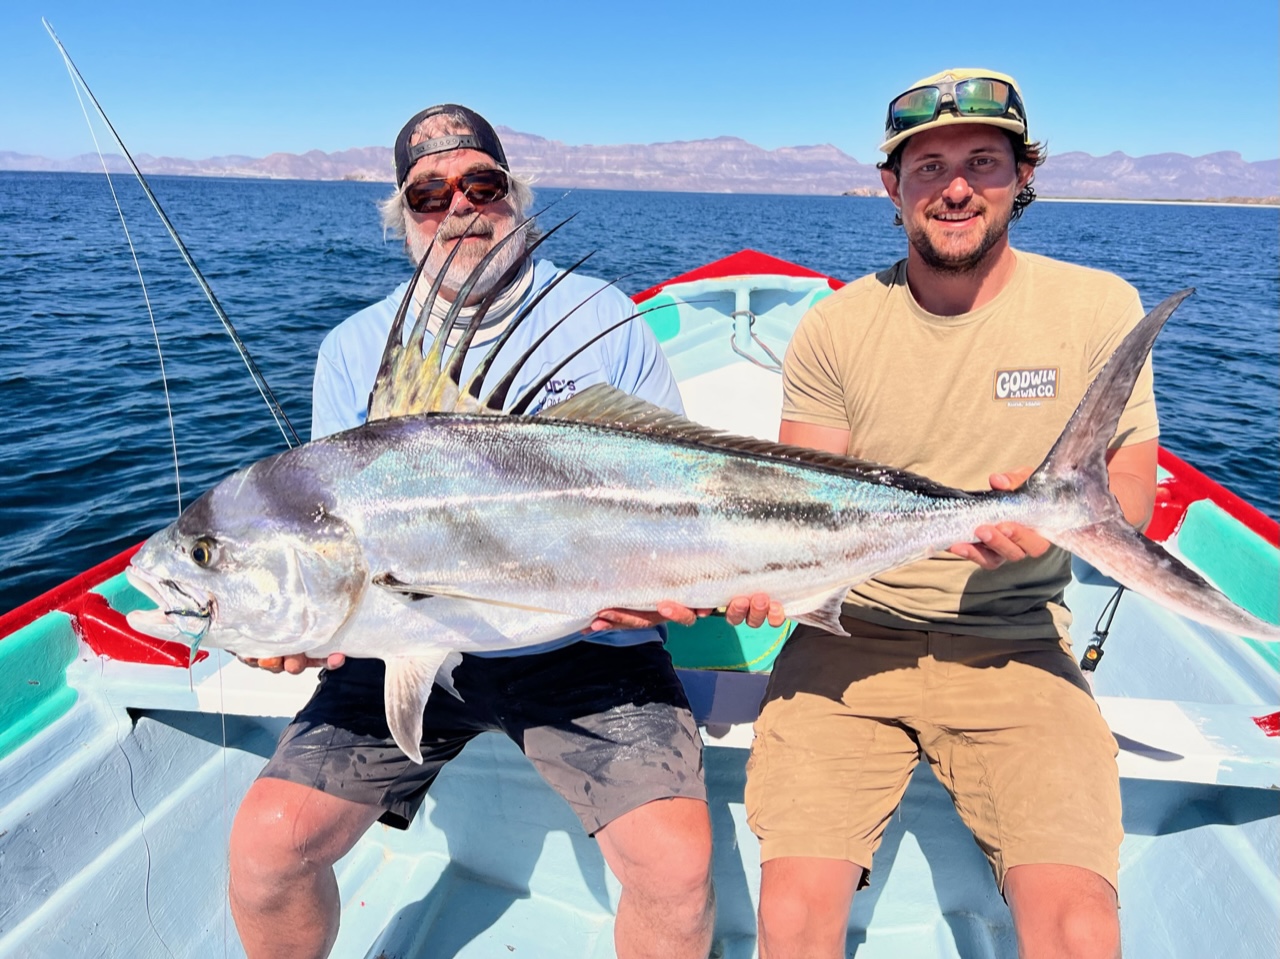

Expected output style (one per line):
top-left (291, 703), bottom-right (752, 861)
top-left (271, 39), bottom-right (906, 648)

top-left (790, 587), bottom-right (851, 637)
top-left (383, 650), bottom-right (464, 764)
top-left (372, 572), bottom-right (434, 600)
top-left (373, 573), bottom-right (567, 615)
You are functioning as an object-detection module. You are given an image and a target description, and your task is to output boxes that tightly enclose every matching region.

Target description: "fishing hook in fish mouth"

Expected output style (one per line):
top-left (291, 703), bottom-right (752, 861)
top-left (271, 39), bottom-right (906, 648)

top-left (162, 586), bottom-right (214, 662)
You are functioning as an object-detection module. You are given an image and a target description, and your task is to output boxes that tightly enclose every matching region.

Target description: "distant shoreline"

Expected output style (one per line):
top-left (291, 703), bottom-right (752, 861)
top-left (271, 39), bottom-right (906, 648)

top-left (2, 168), bottom-right (1276, 207)
top-left (840, 190), bottom-right (1278, 208)
top-left (1038, 196), bottom-right (1279, 209)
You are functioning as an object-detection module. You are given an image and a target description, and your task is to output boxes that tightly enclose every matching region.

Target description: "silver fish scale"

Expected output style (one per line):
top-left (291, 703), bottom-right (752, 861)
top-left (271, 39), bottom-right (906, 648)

top-left (297, 417), bottom-right (1024, 616)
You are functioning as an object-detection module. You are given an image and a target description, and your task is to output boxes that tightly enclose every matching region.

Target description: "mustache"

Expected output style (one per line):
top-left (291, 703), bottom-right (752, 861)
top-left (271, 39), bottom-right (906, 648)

top-left (435, 217), bottom-right (496, 243)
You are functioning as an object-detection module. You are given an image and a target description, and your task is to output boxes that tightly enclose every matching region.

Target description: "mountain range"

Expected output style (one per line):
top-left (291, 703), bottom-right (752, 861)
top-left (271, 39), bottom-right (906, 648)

top-left (3, 127), bottom-right (1276, 202)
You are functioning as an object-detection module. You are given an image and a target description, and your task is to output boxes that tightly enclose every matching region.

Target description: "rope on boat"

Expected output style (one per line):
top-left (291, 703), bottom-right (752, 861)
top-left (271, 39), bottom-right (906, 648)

top-left (729, 309), bottom-right (784, 372)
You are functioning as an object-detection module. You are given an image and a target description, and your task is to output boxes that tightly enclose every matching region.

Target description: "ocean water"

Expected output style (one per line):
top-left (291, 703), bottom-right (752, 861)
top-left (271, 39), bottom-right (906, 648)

top-left (1, 171), bottom-right (1276, 615)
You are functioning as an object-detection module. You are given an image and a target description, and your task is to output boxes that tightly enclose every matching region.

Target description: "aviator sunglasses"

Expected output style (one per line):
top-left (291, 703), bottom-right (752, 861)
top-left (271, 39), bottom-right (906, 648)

top-left (887, 78), bottom-right (1026, 134)
top-left (403, 168), bottom-right (511, 214)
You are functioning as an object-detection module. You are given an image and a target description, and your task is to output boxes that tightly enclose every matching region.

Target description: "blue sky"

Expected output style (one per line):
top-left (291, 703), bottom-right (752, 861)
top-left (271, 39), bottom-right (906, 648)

top-left (4, 0), bottom-right (1277, 164)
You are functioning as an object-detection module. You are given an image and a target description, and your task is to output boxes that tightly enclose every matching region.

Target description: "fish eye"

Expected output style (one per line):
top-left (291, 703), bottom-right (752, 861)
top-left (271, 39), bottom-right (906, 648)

top-left (190, 537), bottom-right (217, 568)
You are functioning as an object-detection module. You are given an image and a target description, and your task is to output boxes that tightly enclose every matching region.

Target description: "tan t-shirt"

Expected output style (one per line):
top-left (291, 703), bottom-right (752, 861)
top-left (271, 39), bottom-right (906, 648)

top-left (782, 249), bottom-right (1159, 640)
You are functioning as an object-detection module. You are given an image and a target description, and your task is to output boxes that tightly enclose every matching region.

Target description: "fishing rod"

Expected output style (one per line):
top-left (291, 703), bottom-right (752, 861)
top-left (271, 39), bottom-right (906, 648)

top-left (43, 18), bottom-right (301, 449)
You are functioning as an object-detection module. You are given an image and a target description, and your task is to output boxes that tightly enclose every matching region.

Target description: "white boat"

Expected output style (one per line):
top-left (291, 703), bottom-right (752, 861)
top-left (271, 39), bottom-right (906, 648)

top-left (1, 250), bottom-right (1276, 958)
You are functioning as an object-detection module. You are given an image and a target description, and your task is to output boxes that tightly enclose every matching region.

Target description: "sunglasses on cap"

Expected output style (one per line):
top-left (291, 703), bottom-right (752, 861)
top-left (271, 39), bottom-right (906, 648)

top-left (886, 77), bottom-right (1026, 135)
top-left (403, 168), bottom-right (511, 214)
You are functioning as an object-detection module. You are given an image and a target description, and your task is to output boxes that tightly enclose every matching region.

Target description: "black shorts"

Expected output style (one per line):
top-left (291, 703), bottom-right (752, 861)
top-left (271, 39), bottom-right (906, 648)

top-left (258, 640), bottom-right (706, 835)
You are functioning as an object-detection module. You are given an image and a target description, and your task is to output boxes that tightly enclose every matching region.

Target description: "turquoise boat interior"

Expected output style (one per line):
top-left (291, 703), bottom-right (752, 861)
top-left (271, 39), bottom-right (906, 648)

top-left (1, 252), bottom-right (1276, 958)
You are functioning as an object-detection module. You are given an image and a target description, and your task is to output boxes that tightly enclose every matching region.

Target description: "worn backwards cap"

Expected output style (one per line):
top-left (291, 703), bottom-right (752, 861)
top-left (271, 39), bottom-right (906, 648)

top-left (394, 104), bottom-right (509, 186)
top-left (879, 68), bottom-right (1028, 155)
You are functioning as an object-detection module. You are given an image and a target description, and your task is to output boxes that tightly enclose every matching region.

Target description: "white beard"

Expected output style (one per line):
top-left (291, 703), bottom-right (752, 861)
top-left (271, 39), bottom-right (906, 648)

top-left (407, 218), bottom-right (527, 300)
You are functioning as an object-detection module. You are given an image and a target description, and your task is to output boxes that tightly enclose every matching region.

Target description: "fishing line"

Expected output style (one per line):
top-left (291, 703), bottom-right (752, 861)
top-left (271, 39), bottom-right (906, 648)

top-left (43, 19), bottom-right (301, 451)
top-left (217, 653), bottom-right (231, 959)
top-left (46, 28), bottom-right (184, 516)
top-left (98, 661), bottom-right (179, 959)
top-left (45, 22), bottom-right (263, 954)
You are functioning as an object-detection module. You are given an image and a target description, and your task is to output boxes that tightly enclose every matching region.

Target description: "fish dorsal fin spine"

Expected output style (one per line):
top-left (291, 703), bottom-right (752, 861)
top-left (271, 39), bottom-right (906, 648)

top-left (366, 213), bottom-right (581, 421)
top-left (541, 384), bottom-right (973, 498)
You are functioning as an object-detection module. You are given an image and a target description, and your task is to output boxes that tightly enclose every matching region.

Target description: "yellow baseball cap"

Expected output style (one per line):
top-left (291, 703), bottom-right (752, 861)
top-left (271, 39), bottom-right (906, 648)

top-left (879, 68), bottom-right (1028, 154)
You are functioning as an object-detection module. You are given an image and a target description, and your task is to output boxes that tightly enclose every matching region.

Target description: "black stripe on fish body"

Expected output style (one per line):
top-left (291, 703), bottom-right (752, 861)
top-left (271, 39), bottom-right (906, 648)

top-left (727, 497), bottom-right (843, 530)
top-left (700, 456), bottom-right (845, 529)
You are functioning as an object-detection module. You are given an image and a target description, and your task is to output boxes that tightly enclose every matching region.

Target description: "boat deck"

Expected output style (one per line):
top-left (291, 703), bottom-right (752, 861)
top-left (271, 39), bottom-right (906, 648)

top-left (2, 254), bottom-right (1276, 957)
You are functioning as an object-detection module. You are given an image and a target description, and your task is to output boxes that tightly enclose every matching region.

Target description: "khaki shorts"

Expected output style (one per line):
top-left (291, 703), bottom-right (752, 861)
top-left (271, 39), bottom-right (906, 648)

top-left (744, 618), bottom-right (1122, 892)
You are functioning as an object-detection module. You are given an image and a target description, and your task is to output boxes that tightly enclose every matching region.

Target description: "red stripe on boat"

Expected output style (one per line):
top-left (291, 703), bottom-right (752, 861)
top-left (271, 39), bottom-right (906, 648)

top-left (1252, 712), bottom-right (1280, 737)
top-left (0, 544), bottom-right (141, 638)
top-left (631, 249), bottom-right (843, 304)
top-left (1147, 448), bottom-right (1280, 546)
top-left (0, 542), bottom-right (205, 667)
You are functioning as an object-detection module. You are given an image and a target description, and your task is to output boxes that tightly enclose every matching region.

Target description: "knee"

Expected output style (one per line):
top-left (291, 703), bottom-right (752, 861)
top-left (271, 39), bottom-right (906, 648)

top-left (229, 794), bottom-right (301, 897)
top-left (756, 890), bottom-right (804, 944)
top-left (628, 829), bottom-right (712, 901)
top-left (1054, 901), bottom-right (1121, 959)
top-left (758, 890), bottom-right (836, 952)
top-left (604, 800), bottom-right (713, 901)
top-left (758, 860), bottom-right (858, 955)
top-left (229, 781), bottom-right (342, 897)
top-left (1006, 865), bottom-right (1120, 959)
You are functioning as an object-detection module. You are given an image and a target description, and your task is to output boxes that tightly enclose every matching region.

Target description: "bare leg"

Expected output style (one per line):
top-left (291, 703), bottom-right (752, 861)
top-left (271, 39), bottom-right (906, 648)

top-left (1005, 863), bottom-right (1121, 959)
top-left (229, 777), bottom-right (384, 959)
top-left (595, 797), bottom-right (714, 959)
top-left (757, 857), bottom-right (863, 959)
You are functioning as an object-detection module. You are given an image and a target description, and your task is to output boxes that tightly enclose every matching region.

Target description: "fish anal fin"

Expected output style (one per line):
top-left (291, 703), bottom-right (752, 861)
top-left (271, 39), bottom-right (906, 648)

top-left (789, 587), bottom-right (851, 637)
top-left (383, 650), bottom-right (464, 764)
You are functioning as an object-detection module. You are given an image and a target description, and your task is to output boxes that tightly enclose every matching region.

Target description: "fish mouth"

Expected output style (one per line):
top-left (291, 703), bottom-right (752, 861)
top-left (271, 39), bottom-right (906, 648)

top-left (125, 565), bottom-right (216, 645)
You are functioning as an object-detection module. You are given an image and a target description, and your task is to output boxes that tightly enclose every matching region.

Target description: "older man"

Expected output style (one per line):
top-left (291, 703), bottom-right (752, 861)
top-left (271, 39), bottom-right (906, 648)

top-left (748, 70), bottom-right (1157, 958)
top-left (228, 103), bottom-right (755, 959)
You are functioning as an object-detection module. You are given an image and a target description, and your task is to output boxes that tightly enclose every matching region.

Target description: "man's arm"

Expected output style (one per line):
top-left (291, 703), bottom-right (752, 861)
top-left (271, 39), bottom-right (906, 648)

top-left (778, 420), bottom-right (852, 455)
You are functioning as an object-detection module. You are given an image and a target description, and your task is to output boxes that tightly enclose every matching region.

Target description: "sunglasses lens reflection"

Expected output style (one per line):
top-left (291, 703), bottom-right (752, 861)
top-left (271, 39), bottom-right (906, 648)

top-left (954, 79), bottom-right (1011, 116)
top-left (891, 88), bottom-right (941, 129)
top-left (405, 183), bottom-right (452, 212)
top-left (405, 170), bottom-right (510, 214)
top-left (461, 171), bottom-right (508, 204)
top-left (889, 79), bottom-right (1018, 133)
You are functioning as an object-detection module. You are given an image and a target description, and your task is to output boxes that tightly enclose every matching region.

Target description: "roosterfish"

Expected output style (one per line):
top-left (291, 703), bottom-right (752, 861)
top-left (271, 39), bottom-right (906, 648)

top-left (125, 225), bottom-right (1280, 763)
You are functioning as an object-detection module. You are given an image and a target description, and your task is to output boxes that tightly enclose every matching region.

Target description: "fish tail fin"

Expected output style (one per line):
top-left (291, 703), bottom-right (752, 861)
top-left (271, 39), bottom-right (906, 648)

top-left (1024, 287), bottom-right (1280, 642)
top-left (1025, 288), bottom-right (1192, 518)
top-left (1052, 521), bottom-right (1279, 640)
